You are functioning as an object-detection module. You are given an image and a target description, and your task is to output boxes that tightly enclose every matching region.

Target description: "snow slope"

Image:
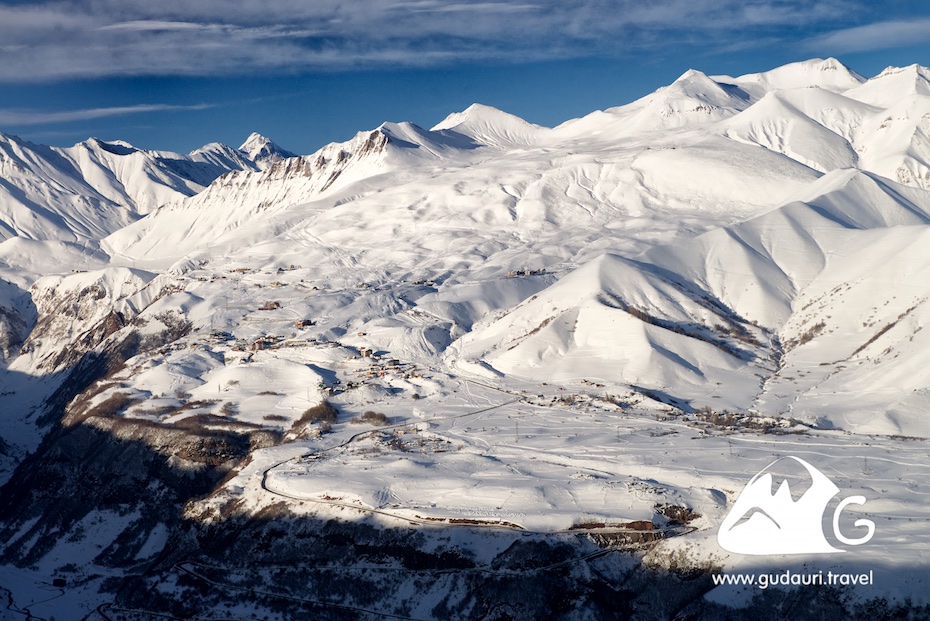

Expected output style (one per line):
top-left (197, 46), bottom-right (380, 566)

top-left (450, 166), bottom-right (930, 434)
top-left (0, 133), bottom-right (139, 243)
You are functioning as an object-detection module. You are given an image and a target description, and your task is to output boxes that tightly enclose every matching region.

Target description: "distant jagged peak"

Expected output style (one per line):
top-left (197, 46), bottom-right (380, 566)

top-left (238, 132), bottom-right (297, 164)
top-left (239, 131), bottom-right (272, 152)
top-left (250, 120), bottom-right (473, 185)
top-left (194, 125), bottom-right (401, 203)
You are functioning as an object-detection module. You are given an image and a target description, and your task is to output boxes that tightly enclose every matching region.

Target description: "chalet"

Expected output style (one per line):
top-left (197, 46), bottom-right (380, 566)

top-left (250, 336), bottom-right (279, 351)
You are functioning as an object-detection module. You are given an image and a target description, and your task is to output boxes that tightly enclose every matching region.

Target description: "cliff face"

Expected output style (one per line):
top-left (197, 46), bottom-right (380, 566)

top-left (0, 262), bottom-right (276, 574)
top-left (0, 421), bottom-right (250, 569)
top-left (0, 301), bottom-right (267, 573)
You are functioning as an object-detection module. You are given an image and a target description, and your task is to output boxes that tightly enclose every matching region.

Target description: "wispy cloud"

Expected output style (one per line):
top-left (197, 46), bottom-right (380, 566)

top-left (96, 20), bottom-right (214, 33)
top-left (0, 103), bottom-right (214, 126)
top-left (806, 19), bottom-right (930, 53)
top-left (0, 0), bottom-right (867, 81)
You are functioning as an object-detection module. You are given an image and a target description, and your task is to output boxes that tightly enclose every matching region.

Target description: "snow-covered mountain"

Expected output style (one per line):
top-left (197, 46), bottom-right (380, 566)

top-left (0, 132), bottom-right (295, 248)
top-left (238, 131), bottom-right (298, 167)
top-left (91, 57), bottom-right (930, 435)
top-left (2, 58), bottom-right (930, 617)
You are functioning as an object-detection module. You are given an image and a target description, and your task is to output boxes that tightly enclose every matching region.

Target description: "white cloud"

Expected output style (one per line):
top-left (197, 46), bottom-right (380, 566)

top-left (392, 2), bottom-right (539, 14)
top-left (0, 103), bottom-right (215, 126)
top-left (97, 20), bottom-right (214, 33)
top-left (807, 19), bottom-right (930, 53)
top-left (0, 0), bottom-right (866, 81)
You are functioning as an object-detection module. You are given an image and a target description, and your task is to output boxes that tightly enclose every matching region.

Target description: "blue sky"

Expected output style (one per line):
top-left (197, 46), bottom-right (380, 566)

top-left (0, 0), bottom-right (928, 154)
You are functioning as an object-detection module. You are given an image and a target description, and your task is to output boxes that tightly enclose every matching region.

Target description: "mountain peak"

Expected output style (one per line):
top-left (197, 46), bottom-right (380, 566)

top-left (845, 63), bottom-right (930, 107)
top-left (809, 57), bottom-right (847, 71)
top-left (432, 103), bottom-right (516, 131)
top-left (238, 132), bottom-right (296, 164)
top-left (83, 137), bottom-right (139, 156)
top-left (875, 63), bottom-right (930, 79)
top-left (614, 68), bottom-right (751, 129)
top-left (666, 69), bottom-right (741, 100)
top-left (674, 68), bottom-right (711, 83)
top-left (431, 103), bottom-right (543, 147)
top-left (720, 58), bottom-right (865, 97)
top-left (238, 132), bottom-right (272, 152)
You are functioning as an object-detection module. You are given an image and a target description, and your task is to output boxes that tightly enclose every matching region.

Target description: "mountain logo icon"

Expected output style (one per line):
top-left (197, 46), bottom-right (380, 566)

top-left (718, 456), bottom-right (875, 555)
